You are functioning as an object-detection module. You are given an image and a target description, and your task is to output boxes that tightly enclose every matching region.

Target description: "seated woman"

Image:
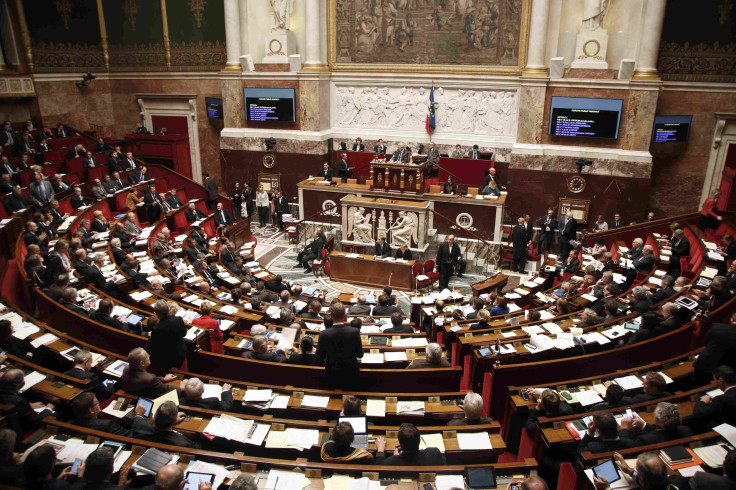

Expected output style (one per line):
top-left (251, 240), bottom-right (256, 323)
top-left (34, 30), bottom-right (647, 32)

top-left (191, 302), bottom-right (224, 354)
top-left (442, 176), bottom-right (457, 195)
top-left (576, 274), bottom-right (596, 294)
top-left (590, 237), bottom-right (607, 260)
top-left (320, 422), bottom-right (374, 463)
top-left (490, 296), bottom-right (510, 316)
top-left (481, 180), bottom-right (501, 196)
top-left (395, 243), bottom-right (412, 260)
top-left (287, 336), bottom-right (322, 366)
top-left (0, 320), bottom-right (35, 362)
top-left (551, 298), bottom-right (570, 317)
top-left (593, 215), bottom-right (608, 232)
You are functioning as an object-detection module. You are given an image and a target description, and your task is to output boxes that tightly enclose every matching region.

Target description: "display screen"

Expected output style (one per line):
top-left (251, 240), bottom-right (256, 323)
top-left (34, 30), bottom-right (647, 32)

top-left (205, 97), bottom-right (223, 119)
top-left (652, 115), bottom-right (692, 142)
top-left (548, 97), bottom-right (623, 139)
top-left (244, 88), bottom-right (296, 122)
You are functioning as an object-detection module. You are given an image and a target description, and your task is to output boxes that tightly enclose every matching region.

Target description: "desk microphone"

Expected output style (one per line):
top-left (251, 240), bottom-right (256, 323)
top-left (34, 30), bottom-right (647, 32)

top-left (388, 270), bottom-right (394, 289)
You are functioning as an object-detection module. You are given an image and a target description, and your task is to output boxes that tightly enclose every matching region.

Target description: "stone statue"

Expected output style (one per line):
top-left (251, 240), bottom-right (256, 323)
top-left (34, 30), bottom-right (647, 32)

top-left (269, 0), bottom-right (294, 30)
top-left (388, 211), bottom-right (418, 247)
top-left (581, 0), bottom-right (608, 31)
top-left (348, 207), bottom-right (373, 243)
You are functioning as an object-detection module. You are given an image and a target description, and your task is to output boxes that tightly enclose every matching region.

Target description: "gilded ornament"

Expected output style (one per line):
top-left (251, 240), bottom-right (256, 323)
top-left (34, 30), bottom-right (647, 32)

top-left (54, 0), bottom-right (72, 30)
top-left (124, 0), bottom-right (139, 31)
top-left (189, 0), bottom-right (207, 29)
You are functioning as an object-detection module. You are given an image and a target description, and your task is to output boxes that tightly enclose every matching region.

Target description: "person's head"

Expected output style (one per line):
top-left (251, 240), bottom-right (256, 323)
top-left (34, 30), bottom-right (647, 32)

top-left (592, 411), bottom-right (618, 439)
top-left (155, 464), bottom-right (184, 490)
top-left (520, 475), bottom-right (549, 490)
top-left (661, 302), bottom-right (678, 319)
top-left (73, 349), bottom-right (94, 371)
top-left (462, 392), bottom-right (483, 420)
top-left (390, 311), bottom-right (402, 327)
top-left (332, 421), bottom-right (355, 451)
top-left (217, 202), bottom-right (224, 211)
top-left (555, 298), bottom-right (569, 314)
top-left (397, 423), bottom-right (421, 452)
top-left (447, 234), bottom-right (455, 246)
top-left (378, 294), bottom-right (388, 307)
top-left (23, 445), bottom-right (56, 484)
top-left (154, 401), bottom-right (179, 430)
top-left (229, 474), bottom-right (258, 490)
top-left (349, 317), bottom-right (362, 329)
top-left (182, 377), bottom-right (205, 401)
top-left (199, 301), bottom-right (213, 317)
top-left (540, 389), bottom-right (561, 412)
top-left (581, 308), bottom-right (597, 323)
top-left (128, 347), bottom-right (151, 370)
top-left (83, 446), bottom-right (116, 484)
top-left (61, 287), bottom-right (77, 303)
top-left (713, 365), bottom-right (736, 390)
top-left (423, 342), bottom-right (442, 364)
top-left (605, 383), bottom-right (624, 406)
top-left (477, 308), bottom-right (491, 323)
top-left (154, 299), bottom-right (171, 318)
top-left (527, 309), bottom-right (541, 322)
top-left (631, 286), bottom-right (647, 300)
top-left (342, 395), bottom-right (362, 416)
top-left (653, 402), bottom-right (680, 430)
top-left (279, 308), bottom-right (293, 324)
top-left (299, 336), bottom-right (314, 354)
top-left (642, 371), bottom-right (666, 395)
top-left (642, 244), bottom-right (653, 256)
top-left (647, 211), bottom-right (655, 220)
top-left (252, 335), bottom-right (268, 353)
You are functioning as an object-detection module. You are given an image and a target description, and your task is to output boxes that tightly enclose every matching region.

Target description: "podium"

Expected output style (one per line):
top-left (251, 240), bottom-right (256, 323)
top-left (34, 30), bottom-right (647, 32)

top-left (125, 134), bottom-right (192, 179)
top-left (369, 160), bottom-right (424, 194)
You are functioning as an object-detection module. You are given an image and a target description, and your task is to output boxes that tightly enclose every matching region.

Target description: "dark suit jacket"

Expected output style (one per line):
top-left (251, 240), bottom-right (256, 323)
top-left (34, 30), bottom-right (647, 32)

top-left (349, 304), bottom-right (372, 315)
top-left (3, 194), bottom-right (29, 213)
top-left (0, 389), bottom-right (52, 434)
top-left (562, 217), bottom-right (578, 242)
top-left (119, 367), bottom-right (177, 399)
top-left (107, 155), bottom-right (122, 173)
top-left (373, 145), bottom-right (387, 153)
top-left (149, 316), bottom-right (188, 373)
top-left (689, 472), bottom-right (736, 490)
top-left (619, 424), bottom-right (692, 446)
top-left (185, 208), bottom-right (206, 222)
top-left (631, 296), bottom-right (653, 314)
top-left (633, 253), bottom-right (655, 273)
top-left (578, 433), bottom-right (636, 454)
top-left (383, 324), bottom-right (414, 334)
top-left (392, 148), bottom-right (409, 163)
top-left (375, 448), bottom-right (446, 466)
top-left (133, 422), bottom-right (201, 449)
top-left (242, 350), bottom-right (286, 362)
top-left (90, 311), bottom-right (132, 333)
top-left (73, 415), bottom-right (147, 437)
top-left (436, 242), bottom-right (461, 272)
top-left (372, 305), bottom-right (399, 316)
top-left (274, 196), bottom-right (290, 214)
top-left (84, 265), bottom-right (113, 292)
top-left (655, 316), bottom-right (682, 334)
top-left (352, 144), bottom-right (365, 151)
top-left (375, 242), bottom-right (390, 257)
top-left (650, 287), bottom-right (675, 304)
top-left (204, 178), bottom-right (218, 200)
top-left (286, 353), bottom-right (322, 366)
top-left (183, 390), bottom-right (234, 412)
top-left (693, 387), bottom-right (736, 428)
top-left (214, 208), bottom-right (233, 227)
top-left (316, 168), bottom-right (333, 181)
top-left (670, 236), bottom-right (690, 260)
top-left (695, 322), bottom-right (736, 372)
top-left (316, 323), bottom-right (363, 380)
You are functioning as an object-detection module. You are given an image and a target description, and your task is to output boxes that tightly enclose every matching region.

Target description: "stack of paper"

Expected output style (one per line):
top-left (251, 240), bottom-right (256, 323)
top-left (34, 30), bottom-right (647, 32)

top-left (264, 469), bottom-right (308, 490)
top-left (286, 428), bottom-right (319, 450)
top-left (300, 394), bottom-right (329, 408)
top-left (614, 375), bottom-right (644, 390)
top-left (243, 389), bottom-right (273, 402)
top-left (396, 400), bottom-right (425, 415)
top-left (30, 333), bottom-right (58, 348)
top-left (366, 399), bottom-right (386, 417)
top-left (456, 432), bottom-right (493, 450)
top-left (19, 371), bottom-right (46, 393)
top-left (384, 351), bottom-right (408, 362)
top-left (361, 353), bottom-right (385, 364)
top-left (692, 444), bottom-right (728, 468)
top-left (575, 389), bottom-right (604, 407)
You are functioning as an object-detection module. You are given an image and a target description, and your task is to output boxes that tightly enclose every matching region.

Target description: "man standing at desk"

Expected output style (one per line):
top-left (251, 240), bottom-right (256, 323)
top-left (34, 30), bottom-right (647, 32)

top-left (316, 302), bottom-right (363, 389)
top-left (426, 141), bottom-right (440, 177)
top-left (537, 208), bottom-right (557, 254)
top-left (436, 234), bottom-right (466, 290)
top-left (483, 167), bottom-right (506, 190)
top-left (273, 189), bottom-right (290, 231)
top-left (559, 210), bottom-right (577, 261)
top-left (512, 217), bottom-right (528, 273)
top-left (392, 143), bottom-right (409, 163)
top-left (374, 236), bottom-right (390, 258)
top-left (337, 153), bottom-right (350, 182)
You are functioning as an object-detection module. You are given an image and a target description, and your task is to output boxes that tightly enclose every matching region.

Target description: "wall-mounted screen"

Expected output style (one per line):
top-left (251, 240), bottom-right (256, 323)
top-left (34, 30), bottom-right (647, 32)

top-left (651, 115), bottom-right (692, 143)
top-left (548, 97), bottom-right (623, 139)
top-left (243, 88), bottom-right (296, 122)
top-left (205, 97), bottom-right (223, 119)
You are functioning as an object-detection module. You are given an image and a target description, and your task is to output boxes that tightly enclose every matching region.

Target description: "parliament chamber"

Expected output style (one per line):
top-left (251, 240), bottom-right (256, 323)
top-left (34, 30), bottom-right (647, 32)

top-left (0, 1), bottom-right (735, 489)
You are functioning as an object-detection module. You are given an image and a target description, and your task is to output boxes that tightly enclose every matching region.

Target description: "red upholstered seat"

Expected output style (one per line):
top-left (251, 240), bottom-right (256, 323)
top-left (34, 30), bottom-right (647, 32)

top-left (424, 259), bottom-right (439, 283)
top-left (413, 262), bottom-right (431, 291)
top-left (312, 248), bottom-right (328, 277)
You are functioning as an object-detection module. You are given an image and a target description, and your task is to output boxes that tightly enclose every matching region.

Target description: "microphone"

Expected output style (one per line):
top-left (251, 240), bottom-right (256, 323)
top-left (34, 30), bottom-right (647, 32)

top-left (388, 270), bottom-right (394, 289)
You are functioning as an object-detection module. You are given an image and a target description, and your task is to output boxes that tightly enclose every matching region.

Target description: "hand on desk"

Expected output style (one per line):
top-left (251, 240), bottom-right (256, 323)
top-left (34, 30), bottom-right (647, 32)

top-left (163, 374), bottom-right (177, 382)
top-left (375, 436), bottom-right (386, 453)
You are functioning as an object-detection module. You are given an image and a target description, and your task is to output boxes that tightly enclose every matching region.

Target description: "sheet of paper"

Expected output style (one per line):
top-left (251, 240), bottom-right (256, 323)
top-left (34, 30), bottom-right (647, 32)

top-left (366, 398), bottom-right (386, 417)
top-left (614, 375), bottom-right (644, 390)
top-left (244, 389), bottom-right (273, 402)
top-left (456, 432), bottom-right (492, 450)
top-left (435, 475), bottom-right (465, 490)
top-left (270, 395), bottom-right (290, 409)
top-left (693, 444), bottom-right (728, 468)
top-left (277, 327), bottom-right (299, 350)
top-left (361, 353), bottom-right (385, 364)
top-left (301, 394), bottom-right (329, 408)
top-left (574, 389), bottom-right (604, 407)
top-left (286, 428), bottom-right (319, 449)
top-left (19, 371), bottom-right (47, 393)
top-left (200, 384), bottom-right (223, 400)
top-left (420, 433), bottom-right (446, 453)
top-left (714, 423), bottom-right (736, 446)
top-left (265, 469), bottom-right (308, 490)
top-left (384, 351), bottom-right (408, 362)
top-left (113, 450), bottom-right (132, 473)
top-left (188, 460), bottom-right (231, 490)
top-left (30, 332), bottom-right (58, 348)
top-left (152, 389), bottom-right (179, 415)
top-left (396, 400), bottom-right (425, 414)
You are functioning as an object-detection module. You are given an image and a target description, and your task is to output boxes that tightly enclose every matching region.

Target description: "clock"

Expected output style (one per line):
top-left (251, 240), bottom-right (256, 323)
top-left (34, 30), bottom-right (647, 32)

top-left (567, 175), bottom-right (586, 193)
top-left (263, 154), bottom-right (275, 169)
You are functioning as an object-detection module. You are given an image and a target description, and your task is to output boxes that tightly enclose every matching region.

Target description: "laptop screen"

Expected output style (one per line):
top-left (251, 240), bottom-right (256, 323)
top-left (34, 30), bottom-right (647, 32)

top-left (339, 416), bottom-right (367, 434)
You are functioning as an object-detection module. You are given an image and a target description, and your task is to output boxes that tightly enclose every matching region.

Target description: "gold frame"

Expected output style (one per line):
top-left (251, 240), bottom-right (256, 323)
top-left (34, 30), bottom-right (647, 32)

top-left (327, 0), bottom-right (531, 75)
top-left (558, 198), bottom-right (591, 224)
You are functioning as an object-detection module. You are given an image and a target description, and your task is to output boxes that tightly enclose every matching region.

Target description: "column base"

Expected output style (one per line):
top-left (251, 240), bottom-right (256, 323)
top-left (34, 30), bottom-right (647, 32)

top-left (300, 63), bottom-right (330, 72)
top-left (521, 67), bottom-right (549, 78)
top-left (632, 69), bottom-right (661, 81)
top-left (221, 63), bottom-right (242, 72)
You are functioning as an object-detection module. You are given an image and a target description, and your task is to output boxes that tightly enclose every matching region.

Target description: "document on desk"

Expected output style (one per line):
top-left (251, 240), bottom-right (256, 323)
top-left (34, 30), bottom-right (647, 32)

top-left (152, 390), bottom-right (180, 415)
top-left (203, 416), bottom-right (255, 443)
top-left (300, 394), bottom-right (329, 408)
top-left (244, 389), bottom-right (273, 403)
top-left (30, 333), bottom-right (58, 349)
top-left (286, 428), bottom-right (319, 449)
top-left (521, 325), bottom-right (545, 336)
top-left (714, 423), bottom-right (736, 446)
top-left (542, 323), bottom-right (563, 335)
top-left (58, 441), bottom-right (99, 464)
top-left (19, 371), bottom-right (46, 393)
top-left (269, 394), bottom-right (290, 410)
top-left (575, 389), bottom-right (604, 407)
top-left (392, 337), bottom-right (428, 347)
top-left (435, 475), bottom-right (465, 490)
top-left (396, 400), bottom-right (425, 414)
top-left (457, 432), bottom-right (492, 450)
top-left (420, 433), bottom-right (446, 453)
top-left (200, 384), bottom-right (223, 400)
top-left (366, 398), bottom-right (386, 417)
top-left (265, 469), bottom-right (308, 490)
top-left (614, 375), bottom-right (644, 390)
top-left (361, 353), bottom-right (385, 364)
top-left (384, 351), bottom-right (408, 362)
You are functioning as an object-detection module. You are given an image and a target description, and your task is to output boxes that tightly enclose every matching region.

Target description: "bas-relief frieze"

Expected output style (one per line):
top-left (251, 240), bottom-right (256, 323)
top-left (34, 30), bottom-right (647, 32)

top-left (332, 85), bottom-right (518, 138)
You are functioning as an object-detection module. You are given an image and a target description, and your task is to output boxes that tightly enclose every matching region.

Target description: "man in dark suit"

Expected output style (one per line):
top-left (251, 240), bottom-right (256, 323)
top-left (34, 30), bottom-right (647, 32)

top-left (315, 162), bottom-right (333, 181)
top-left (3, 187), bottom-right (29, 214)
top-left (166, 189), bottom-right (183, 209)
top-left (374, 423), bottom-right (446, 466)
top-left (0, 121), bottom-right (16, 149)
top-left (133, 400), bottom-right (201, 449)
top-left (0, 173), bottom-right (17, 194)
top-left (111, 240), bottom-right (126, 265)
top-left (692, 365), bottom-right (736, 429)
top-left (144, 184), bottom-right (164, 223)
top-left (185, 202), bottom-right (207, 222)
top-left (272, 190), bottom-right (289, 231)
top-left (204, 171), bottom-right (218, 210)
top-left (0, 155), bottom-right (16, 176)
top-left (619, 402), bottom-right (692, 446)
top-left (148, 300), bottom-right (188, 374)
top-left (537, 208), bottom-right (558, 254)
top-left (436, 234), bottom-right (465, 290)
top-left (373, 139), bottom-right (388, 154)
top-left (242, 335), bottom-right (286, 362)
top-left (65, 351), bottom-right (116, 401)
top-left (689, 449), bottom-right (736, 490)
top-left (511, 217), bottom-right (528, 273)
top-left (383, 312), bottom-right (413, 334)
top-left (610, 213), bottom-right (623, 229)
top-left (85, 254), bottom-right (122, 297)
top-left (372, 294), bottom-right (400, 316)
top-left (82, 151), bottom-right (97, 169)
top-left (220, 241), bottom-right (237, 267)
top-left (524, 389), bottom-right (574, 436)
top-left (122, 151), bottom-right (137, 170)
top-left (578, 411), bottom-right (635, 455)
top-left (392, 143), bottom-right (409, 163)
top-left (468, 144), bottom-right (480, 159)
top-left (296, 230), bottom-right (324, 273)
top-left (0, 368), bottom-right (55, 434)
top-left (67, 143), bottom-right (85, 159)
top-left (633, 245), bottom-right (656, 273)
top-left (348, 295), bottom-right (371, 315)
top-left (654, 302), bottom-right (682, 334)
top-left (648, 275), bottom-right (675, 303)
top-left (559, 210), bottom-right (577, 261)
top-left (93, 137), bottom-right (110, 153)
top-left (127, 165), bottom-right (147, 184)
top-left (107, 151), bottom-right (123, 173)
top-left (180, 378), bottom-right (234, 411)
top-left (667, 228), bottom-right (690, 277)
top-left (374, 236), bottom-right (390, 258)
top-left (482, 167), bottom-right (505, 191)
top-left (71, 393), bottom-right (147, 437)
top-left (337, 153), bottom-right (349, 182)
top-left (70, 186), bottom-right (92, 210)
top-left (351, 137), bottom-right (365, 151)
top-left (694, 312), bottom-right (736, 373)
top-left (316, 302), bottom-right (363, 388)
top-left (89, 298), bottom-right (136, 333)
top-left (120, 347), bottom-right (180, 398)
top-left (214, 202), bottom-right (233, 229)
top-left (28, 172), bottom-right (55, 210)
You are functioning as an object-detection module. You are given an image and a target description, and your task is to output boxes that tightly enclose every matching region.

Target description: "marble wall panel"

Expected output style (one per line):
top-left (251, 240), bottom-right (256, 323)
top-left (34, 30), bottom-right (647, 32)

top-left (516, 84), bottom-right (546, 144)
top-left (222, 78), bottom-right (244, 129)
top-left (621, 89), bottom-right (659, 152)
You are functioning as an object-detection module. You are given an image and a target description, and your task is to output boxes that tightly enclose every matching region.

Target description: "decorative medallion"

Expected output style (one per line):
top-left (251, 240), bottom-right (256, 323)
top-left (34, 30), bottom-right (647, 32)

top-left (455, 213), bottom-right (474, 229)
top-left (189, 0), bottom-right (207, 28)
top-left (322, 200), bottom-right (339, 216)
top-left (124, 0), bottom-right (139, 31)
top-left (268, 39), bottom-right (285, 56)
top-left (54, 0), bottom-right (72, 30)
top-left (392, 173), bottom-right (398, 184)
top-left (262, 154), bottom-right (276, 169)
top-left (408, 174), bottom-right (414, 187)
top-left (582, 39), bottom-right (601, 58)
top-left (567, 175), bottom-right (586, 194)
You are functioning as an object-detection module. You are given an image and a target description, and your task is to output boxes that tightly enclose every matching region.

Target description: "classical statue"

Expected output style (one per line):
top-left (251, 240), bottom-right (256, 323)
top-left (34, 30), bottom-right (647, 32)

top-left (269, 0), bottom-right (294, 30)
top-left (388, 211), bottom-right (418, 248)
top-left (348, 207), bottom-right (373, 243)
top-left (581, 0), bottom-right (609, 31)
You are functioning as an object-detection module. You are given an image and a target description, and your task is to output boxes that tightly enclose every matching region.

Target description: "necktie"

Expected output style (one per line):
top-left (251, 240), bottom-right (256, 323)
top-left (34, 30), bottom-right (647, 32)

top-left (39, 183), bottom-right (46, 200)
top-left (221, 210), bottom-right (225, 222)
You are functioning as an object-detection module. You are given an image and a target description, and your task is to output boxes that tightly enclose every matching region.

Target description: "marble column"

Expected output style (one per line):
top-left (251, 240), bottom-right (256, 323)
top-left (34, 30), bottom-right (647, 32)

top-left (223, 0), bottom-right (242, 71)
top-left (303, 0), bottom-right (321, 67)
top-left (238, 0), bottom-right (249, 57)
top-left (633, 0), bottom-right (666, 81)
top-left (522, 0), bottom-right (550, 77)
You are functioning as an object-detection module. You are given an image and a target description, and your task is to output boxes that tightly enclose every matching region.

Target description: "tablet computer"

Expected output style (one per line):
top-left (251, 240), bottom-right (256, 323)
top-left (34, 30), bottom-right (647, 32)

top-left (465, 467), bottom-right (497, 489)
top-left (183, 472), bottom-right (214, 490)
top-left (592, 458), bottom-right (621, 484)
top-left (135, 397), bottom-right (154, 418)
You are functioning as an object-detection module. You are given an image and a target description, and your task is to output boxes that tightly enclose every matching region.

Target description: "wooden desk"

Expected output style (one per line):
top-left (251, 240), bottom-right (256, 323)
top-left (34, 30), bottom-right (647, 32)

top-left (329, 251), bottom-right (414, 291)
top-left (471, 274), bottom-right (509, 297)
top-left (370, 161), bottom-right (424, 193)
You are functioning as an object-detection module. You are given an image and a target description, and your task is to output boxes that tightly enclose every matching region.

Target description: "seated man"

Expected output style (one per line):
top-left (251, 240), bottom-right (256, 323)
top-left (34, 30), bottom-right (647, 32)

top-left (632, 244), bottom-right (656, 273)
top-left (407, 342), bottom-right (450, 369)
top-left (447, 392), bottom-right (491, 426)
top-left (241, 335), bottom-right (286, 362)
top-left (374, 236), bottom-right (390, 258)
top-left (296, 230), bottom-right (323, 273)
top-left (71, 392), bottom-right (146, 437)
top-left (372, 294), bottom-right (400, 316)
top-left (315, 162), bottom-right (333, 181)
top-left (578, 411), bottom-right (635, 454)
top-left (689, 448), bottom-right (736, 489)
top-left (692, 365), bottom-right (736, 429)
top-left (348, 295), bottom-right (371, 316)
top-left (383, 312), bottom-right (412, 334)
top-left (591, 383), bottom-right (626, 411)
top-left (320, 421), bottom-right (374, 464)
top-left (119, 347), bottom-right (180, 399)
top-left (90, 298), bottom-right (135, 333)
top-left (133, 400), bottom-right (202, 449)
top-left (64, 350), bottom-right (115, 401)
top-left (0, 369), bottom-right (55, 434)
top-left (73, 447), bottom-right (133, 489)
top-left (620, 371), bottom-right (671, 404)
top-left (618, 402), bottom-right (692, 446)
top-left (179, 377), bottom-right (233, 411)
top-left (287, 336), bottom-right (322, 366)
top-left (375, 423), bottom-right (446, 466)
top-left (628, 286), bottom-right (653, 314)
top-left (185, 202), bottom-right (207, 222)
top-left (594, 452), bottom-right (690, 490)
top-left (524, 388), bottom-right (573, 435)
